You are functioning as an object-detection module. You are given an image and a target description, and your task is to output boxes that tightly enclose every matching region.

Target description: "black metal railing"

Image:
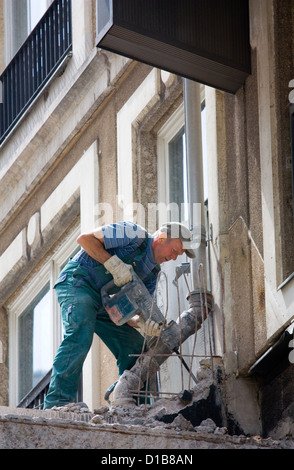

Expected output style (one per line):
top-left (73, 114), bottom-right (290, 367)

top-left (17, 368), bottom-right (83, 409)
top-left (0, 0), bottom-right (72, 145)
top-left (17, 369), bottom-right (52, 410)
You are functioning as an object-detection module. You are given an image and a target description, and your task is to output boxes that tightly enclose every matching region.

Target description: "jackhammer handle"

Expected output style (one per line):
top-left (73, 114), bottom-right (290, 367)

top-left (100, 275), bottom-right (134, 307)
top-left (101, 279), bottom-right (115, 296)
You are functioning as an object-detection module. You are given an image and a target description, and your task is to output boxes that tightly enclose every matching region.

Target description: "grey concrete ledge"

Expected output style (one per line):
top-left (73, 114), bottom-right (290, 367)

top-left (0, 407), bottom-right (293, 449)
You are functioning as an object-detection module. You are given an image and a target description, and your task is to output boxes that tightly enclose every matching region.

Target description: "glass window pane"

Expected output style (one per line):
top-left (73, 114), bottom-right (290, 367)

top-left (168, 127), bottom-right (186, 221)
top-left (18, 284), bottom-right (51, 401)
top-left (29, 0), bottom-right (48, 31)
top-left (10, 0), bottom-right (28, 56)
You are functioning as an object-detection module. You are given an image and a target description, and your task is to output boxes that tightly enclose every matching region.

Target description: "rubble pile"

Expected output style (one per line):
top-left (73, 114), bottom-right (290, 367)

top-left (91, 403), bottom-right (227, 436)
top-left (1, 359), bottom-right (293, 448)
top-left (89, 361), bottom-right (228, 435)
top-left (37, 359), bottom-right (294, 448)
top-left (46, 360), bottom-right (230, 434)
top-left (50, 402), bottom-right (90, 414)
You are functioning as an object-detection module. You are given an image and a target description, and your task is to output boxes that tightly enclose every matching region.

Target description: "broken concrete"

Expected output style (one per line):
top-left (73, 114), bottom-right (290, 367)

top-left (0, 407), bottom-right (292, 449)
top-left (0, 365), bottom-right (293, 449)
top-left (1, 357), bottom-right (293, 448)
top-left (112, 295), bottom-right (213, 406)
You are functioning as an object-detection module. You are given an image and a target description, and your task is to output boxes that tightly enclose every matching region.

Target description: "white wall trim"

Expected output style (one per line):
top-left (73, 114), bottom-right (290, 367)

top-left (7, 141), bottom-right (100, 407)
top-left (116, 69), bottom-right (159, 212)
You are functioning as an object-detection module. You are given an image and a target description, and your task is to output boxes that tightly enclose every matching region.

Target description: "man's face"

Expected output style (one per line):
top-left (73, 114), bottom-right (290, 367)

top-left (153, 237), bottom-right (185, 264)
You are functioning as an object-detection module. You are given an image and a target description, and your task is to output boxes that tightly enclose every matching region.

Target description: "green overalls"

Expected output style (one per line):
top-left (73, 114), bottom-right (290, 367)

top-left (43, 235), bottom-right (159, 409)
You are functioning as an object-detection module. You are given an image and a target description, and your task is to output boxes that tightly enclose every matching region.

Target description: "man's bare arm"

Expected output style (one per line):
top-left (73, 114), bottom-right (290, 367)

top-left (77, 228), bottom-right (111, 264)
top-left (77, 227), bottom-right (133, 286)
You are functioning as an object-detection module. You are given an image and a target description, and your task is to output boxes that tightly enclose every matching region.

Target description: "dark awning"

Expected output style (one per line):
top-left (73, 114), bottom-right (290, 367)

top-left (96, 0), bottom-right (251, 94)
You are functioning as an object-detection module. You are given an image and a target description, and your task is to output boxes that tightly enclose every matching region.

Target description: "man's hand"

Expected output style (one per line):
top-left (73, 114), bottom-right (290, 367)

top-left (104, 255), bottom-right (133, 286)
top-left (136, 316), bottom-right (162, 337)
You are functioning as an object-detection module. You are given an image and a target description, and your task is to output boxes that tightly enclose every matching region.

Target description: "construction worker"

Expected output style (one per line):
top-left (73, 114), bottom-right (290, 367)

top-left (43, 221), bottom-right (195, 409)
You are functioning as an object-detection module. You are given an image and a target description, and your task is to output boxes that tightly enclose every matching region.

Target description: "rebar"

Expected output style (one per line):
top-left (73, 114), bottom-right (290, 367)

top-left (112, 265), bottom-right (214, 405)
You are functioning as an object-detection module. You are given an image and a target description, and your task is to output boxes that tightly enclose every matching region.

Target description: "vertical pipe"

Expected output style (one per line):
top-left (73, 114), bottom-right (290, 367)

top-left (184, 78), bottom-right (206, 290)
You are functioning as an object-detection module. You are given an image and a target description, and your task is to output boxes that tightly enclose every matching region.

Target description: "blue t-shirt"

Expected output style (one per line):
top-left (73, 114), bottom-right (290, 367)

top-left (72, 222), bottom-right (160, 294)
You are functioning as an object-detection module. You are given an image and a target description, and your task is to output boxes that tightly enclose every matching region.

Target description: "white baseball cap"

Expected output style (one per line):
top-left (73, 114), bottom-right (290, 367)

top-left (159, 222), bottom-right (196, 259)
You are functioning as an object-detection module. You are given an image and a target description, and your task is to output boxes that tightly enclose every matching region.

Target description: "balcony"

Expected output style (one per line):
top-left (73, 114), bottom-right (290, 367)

top-left (17, 369), bottom-right (52, 410)
top-left (0, 0), bottom-right (72, 146)
top-left (96, 0), bottom-right (251, 94)
top-left (17, 369), bottom-right (83, 410)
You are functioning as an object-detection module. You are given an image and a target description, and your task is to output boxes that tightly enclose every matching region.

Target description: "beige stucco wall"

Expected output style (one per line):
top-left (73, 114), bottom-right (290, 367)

top-left (0, 21), bottom-right (183, 409)
top-left (207, 0), bottom-right (294, 381)
top-left (0, 0), bottom-right (139, 409)
top-left (203, 0), bottom-right (294, 434)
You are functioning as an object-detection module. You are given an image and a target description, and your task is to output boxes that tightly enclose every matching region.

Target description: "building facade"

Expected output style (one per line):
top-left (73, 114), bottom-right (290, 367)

top-left (0, 0), bottom-right (293, 439)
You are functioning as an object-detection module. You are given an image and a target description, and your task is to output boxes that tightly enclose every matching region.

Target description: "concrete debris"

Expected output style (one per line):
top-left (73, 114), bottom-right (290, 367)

top-left (178, 389), bottom-right (193, 404)
top-left (197, 359), bottom-right (214, 381)
top-left (169, 414), bottom-right (195, 431)
top-left (88, 362), bottom-right (225, 432)
top-left (89, 403), bottom-right (226, 436)
top-left (38, 359), bottom-right (291, 446)
top-left (195, 418), bottom-right (217, 433)
top-left (112, 303), bottom-right (210, 406)
top-left (153, 406), bottom-right (168, 420)
top-left (44, 360), bottom-right (237, 440)
top-left (1, 410), bottom-right (292, 449)
top-left (90, 415), bottom-right (104, 424)
top-left (214, 426), bottom-right (228, 435)
top-left (50, 402), bottom-right (90, 414)
top-left (93, 406), bottom-right (109, 415)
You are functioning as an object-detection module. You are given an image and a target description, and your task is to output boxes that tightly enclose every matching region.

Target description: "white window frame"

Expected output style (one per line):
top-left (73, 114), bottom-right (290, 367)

top-left (156, 93), bottom-right (210, 394)
top-left (157, 103), bottom-right (192, 394)
top-left (157, 102), bottom-right (185, 225)
top-left (3, 0), bottom-right (28, 64)
top-left (3, 0), bottom-right (53, 65)
top-left (8, 226), bottom-right (80, 407)
top-left (28, 0), bottom-right (54, 31)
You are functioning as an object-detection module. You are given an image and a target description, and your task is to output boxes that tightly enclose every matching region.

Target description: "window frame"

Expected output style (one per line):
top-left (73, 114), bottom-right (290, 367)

top-left (8, 227), bottom-right (80, 407)
top-left (4, 0), bottom-right (54, 64)
top-left (17, 281), bottom-right (51, 403)
top-left (28, 0), bottom-right (54, 32)
top-left (156, 93), bottom-right (213, 394)
top-left (157, 102), bottom-right (185, 226)
top-left (3, 0), bottom-right (28, 64)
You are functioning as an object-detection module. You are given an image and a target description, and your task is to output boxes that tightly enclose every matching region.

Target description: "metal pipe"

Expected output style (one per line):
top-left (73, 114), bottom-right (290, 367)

top-left (112, 310), bottom-right (197, 405)
top-left (183, 79), bottom-right (207, 290)
top-left (112, 292), bottom-right (213, 405)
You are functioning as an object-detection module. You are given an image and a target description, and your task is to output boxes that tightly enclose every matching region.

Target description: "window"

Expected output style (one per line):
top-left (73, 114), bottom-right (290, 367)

top-left (157, 103), bottom-right (186, 226)
top-left (8, 227), bottom-right (80, 407)
top-left (157, 94), bottom-right (209, 394)
top-left (157, 104), bottom-right (191, 395)
top-left (3, 0), bottom-right (53, 64)
top-left (168, 127), bottom-right (188, 222)
top-left (4, 0), bottom-right (28, 61)
top-left (29, 0), bottom-right (50, 31)
top-left (18, 284), bottom-right (51, 402)
top-left (157, 100), bottom-right (207, 226)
